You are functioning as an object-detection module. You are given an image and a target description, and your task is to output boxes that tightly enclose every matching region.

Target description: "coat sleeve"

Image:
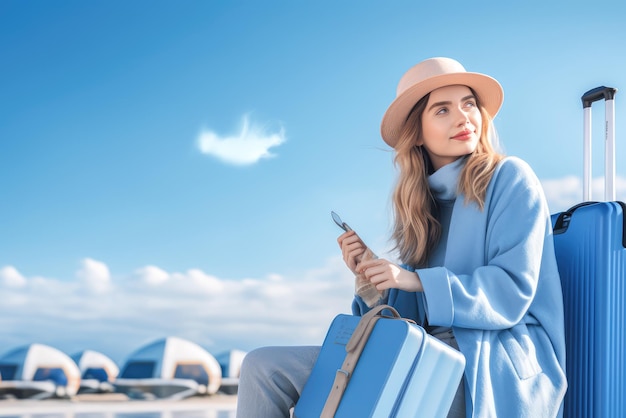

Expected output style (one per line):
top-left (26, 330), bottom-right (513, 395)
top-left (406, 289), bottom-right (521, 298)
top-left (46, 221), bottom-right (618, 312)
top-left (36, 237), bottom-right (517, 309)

top-left (419, 158), bottom-right (551, 330)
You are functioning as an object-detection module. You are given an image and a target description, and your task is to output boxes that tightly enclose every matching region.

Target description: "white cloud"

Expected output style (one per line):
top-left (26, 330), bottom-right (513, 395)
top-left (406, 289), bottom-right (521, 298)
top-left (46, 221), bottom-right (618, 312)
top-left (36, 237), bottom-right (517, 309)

top-left (0, 257), bottom-right (354, 364)
top-left (76, 258), bottom-right (111, 294)
top-left (197, 115), bottom-right (286, 165)
top-left (135, 265), bottom-right (169, 286)
top-left (541, 175), bottom-right (626, 213)
top-left (183, 269), bottom-right (225, 293)
top-left (0, 265), bottom-right (27, 288)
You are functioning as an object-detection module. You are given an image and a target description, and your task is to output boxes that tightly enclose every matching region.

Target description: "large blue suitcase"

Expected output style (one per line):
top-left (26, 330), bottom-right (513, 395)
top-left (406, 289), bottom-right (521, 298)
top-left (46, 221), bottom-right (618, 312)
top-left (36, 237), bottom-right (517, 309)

top-left (551, 86), bottom-right (626, 418)
top-left (294, 305), bottom-right (465, 418)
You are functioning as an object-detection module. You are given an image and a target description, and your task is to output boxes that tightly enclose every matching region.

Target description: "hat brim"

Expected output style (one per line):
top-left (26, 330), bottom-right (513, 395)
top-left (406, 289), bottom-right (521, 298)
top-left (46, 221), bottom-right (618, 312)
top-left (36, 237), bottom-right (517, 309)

top-left (380, 72), bottom-right (503, 148)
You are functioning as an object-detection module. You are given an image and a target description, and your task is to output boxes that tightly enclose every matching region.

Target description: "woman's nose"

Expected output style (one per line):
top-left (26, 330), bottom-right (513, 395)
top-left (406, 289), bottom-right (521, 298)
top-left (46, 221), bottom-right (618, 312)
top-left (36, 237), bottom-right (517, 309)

top-left (455, 108), bottom-right (471, 125)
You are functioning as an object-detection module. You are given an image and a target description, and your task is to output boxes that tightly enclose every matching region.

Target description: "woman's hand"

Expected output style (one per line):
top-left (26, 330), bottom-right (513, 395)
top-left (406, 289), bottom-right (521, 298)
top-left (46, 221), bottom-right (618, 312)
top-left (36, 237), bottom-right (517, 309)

top-left (357, 258), bottom-right (423, 293)
top-left (338, 230), bottom-right (371, 274)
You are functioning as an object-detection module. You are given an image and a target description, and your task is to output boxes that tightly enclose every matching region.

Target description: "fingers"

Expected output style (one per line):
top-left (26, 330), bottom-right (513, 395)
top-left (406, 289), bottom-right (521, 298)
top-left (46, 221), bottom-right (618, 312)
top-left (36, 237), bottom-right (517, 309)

top-left (337, 231), bottom-right (366, 271)
top-left (359, 261), bottom-right (422, 293)
top-left (337, 230), bottom-right (361, 247)
top-left (357, 259), bottom-right (387, 286)
top-left (357, 258), bottom-right (382, 274)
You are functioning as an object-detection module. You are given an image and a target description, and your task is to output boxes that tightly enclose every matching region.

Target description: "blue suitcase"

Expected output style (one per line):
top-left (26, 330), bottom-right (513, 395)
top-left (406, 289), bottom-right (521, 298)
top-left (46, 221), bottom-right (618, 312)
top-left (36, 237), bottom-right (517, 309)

top-left (551, 86), bottom-right (626, 418)
top-left (294, 305), bottom-right (465, 418)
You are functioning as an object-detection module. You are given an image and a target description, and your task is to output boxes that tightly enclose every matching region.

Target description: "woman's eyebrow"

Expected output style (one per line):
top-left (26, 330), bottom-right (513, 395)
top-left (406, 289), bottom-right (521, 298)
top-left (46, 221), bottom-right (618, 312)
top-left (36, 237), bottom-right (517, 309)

top-left (427, 95), bottom-right (476, 112)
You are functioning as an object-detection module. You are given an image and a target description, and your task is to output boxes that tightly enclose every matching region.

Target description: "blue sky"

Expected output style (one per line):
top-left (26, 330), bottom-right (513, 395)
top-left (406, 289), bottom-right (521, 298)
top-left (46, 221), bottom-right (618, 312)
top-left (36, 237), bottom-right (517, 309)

top-left (1, 0), bottom-right (626, 365)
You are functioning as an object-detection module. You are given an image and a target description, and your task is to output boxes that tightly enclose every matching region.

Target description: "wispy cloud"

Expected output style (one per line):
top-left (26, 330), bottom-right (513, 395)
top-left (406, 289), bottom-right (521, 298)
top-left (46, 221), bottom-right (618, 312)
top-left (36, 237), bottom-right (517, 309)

top-left (0, 257), bottom-right (353, 364)
top-left (542, 175), bottom-right (626, 213)
top-left (197, 115), bottom-right (286, 165)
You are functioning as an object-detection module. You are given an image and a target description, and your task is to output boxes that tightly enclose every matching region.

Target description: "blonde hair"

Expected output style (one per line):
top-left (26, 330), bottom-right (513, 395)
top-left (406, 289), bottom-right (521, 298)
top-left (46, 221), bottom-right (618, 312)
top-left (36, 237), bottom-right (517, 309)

top-left (391, 89), bottom-right (504, 267)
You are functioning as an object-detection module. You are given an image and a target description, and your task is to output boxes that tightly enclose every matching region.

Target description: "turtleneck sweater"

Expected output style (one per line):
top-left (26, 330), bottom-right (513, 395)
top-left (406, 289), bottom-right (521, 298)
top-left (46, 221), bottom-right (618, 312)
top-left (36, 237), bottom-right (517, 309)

top-left (425, 156), bottom-right (466, 335)
top-left (427, 156), bottom-right (466, 268)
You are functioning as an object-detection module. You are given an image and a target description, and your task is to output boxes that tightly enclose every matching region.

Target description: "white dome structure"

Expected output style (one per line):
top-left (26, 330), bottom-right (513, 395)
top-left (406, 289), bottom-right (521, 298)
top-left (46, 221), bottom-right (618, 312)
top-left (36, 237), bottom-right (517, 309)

top-left (215, 349), bottom-right (247, 394)
top-left (71, 350), bottom-right (119, 393)
top-left (0, 343), bottom-right (81, 399)
top-left (114, 337), bottom-right (222, 400)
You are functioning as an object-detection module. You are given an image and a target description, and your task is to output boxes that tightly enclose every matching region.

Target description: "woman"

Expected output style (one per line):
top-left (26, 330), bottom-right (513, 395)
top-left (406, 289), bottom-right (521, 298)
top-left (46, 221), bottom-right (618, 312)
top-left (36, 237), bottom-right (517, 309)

top-left (237, 57), bottom-right (567, 417)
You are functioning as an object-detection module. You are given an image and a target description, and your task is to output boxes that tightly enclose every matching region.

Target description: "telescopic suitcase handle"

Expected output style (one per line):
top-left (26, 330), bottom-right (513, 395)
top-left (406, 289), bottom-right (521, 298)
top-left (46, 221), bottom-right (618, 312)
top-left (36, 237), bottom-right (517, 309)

top-left (581, 86), bottom-right (617, 201)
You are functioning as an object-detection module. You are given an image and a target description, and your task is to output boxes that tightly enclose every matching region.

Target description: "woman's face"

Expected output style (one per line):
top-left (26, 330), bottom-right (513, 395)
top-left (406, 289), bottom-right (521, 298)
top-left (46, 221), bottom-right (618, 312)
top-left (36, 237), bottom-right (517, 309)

top-left (419, 85), bottom-right (482, 170)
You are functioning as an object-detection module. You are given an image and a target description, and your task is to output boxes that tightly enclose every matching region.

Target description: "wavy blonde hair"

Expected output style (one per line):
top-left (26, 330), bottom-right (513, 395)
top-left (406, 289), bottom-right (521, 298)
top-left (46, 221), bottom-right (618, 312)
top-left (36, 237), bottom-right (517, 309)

top-left (391, 88), bottom-right (504, 267)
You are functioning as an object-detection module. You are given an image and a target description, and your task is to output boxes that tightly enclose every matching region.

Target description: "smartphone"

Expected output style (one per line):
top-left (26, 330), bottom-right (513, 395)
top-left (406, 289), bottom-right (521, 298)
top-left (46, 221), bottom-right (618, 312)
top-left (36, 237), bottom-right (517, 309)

top-left (331, 211), bottom-right (377, 260)
top-left (331, 211), bottom-right (352, 232)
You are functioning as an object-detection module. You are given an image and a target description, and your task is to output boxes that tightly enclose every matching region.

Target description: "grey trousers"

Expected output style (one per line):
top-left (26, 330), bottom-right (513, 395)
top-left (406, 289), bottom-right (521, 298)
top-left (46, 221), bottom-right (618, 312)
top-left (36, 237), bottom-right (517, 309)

top-left (236, 339), bottom-right (466, 418)
top-left (236, 345), bottom-right (320, 418)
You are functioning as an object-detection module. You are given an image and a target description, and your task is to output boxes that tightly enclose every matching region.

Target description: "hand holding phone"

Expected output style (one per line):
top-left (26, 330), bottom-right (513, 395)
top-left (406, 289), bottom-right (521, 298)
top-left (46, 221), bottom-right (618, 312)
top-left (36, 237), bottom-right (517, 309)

top-left (331, 211), bottom-right (383, 306)
top-left (331, 211), bottom-right (374, 253)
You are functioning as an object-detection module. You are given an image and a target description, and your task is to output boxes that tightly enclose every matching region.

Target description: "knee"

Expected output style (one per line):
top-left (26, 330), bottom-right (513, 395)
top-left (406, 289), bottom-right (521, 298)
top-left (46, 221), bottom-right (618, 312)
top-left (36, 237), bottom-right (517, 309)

top-left (240, 346), bottom-right (279, 381)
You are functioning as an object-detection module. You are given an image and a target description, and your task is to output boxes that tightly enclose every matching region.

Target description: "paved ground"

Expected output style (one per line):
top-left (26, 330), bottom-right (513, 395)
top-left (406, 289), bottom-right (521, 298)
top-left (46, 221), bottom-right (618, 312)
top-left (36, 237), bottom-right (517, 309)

top-left (0, 393), bottom-right (238, 415)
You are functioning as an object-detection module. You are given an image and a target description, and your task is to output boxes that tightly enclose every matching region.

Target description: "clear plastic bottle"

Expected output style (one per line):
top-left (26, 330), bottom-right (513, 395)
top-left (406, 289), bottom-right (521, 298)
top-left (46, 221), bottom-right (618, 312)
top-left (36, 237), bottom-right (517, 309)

top-left (354, 248), bottom-right (385, 307)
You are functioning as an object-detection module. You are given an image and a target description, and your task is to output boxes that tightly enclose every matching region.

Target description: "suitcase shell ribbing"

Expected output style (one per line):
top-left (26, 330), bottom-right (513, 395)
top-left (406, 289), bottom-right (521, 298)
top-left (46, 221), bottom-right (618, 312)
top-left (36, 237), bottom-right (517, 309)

top-left (552, 202), bottom-right (626, 417)
top-left (294, 313), bottom-right (465, 418)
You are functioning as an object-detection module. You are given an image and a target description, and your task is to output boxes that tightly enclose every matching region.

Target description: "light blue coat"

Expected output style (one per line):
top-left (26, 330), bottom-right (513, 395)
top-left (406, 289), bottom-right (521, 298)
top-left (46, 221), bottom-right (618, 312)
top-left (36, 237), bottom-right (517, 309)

top-left (353, 157), bottom-right (567, 417)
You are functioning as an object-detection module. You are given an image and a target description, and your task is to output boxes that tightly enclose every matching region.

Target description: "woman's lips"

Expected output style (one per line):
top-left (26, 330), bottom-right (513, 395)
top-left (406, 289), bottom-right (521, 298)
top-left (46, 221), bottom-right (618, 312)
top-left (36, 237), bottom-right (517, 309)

top-left (452, 130), bottom-right (473, 140)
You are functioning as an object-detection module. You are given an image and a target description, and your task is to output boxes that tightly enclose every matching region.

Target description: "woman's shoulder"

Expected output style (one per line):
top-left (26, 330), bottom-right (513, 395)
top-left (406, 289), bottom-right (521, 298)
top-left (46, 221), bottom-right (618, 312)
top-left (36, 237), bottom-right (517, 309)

top-left (487, 156), bottom-right (543, 201)
top-left (497, 155), bottom-right (533, 173)
top-left (495, 156), bottom-right (540, 184)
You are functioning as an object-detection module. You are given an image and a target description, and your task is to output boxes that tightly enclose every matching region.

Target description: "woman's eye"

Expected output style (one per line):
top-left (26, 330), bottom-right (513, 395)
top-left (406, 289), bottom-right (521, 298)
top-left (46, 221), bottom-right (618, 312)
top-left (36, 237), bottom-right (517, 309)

top-left (464, 101), bottom-right (476, 108)
top-left (435, 107), bottom-right (448, 115)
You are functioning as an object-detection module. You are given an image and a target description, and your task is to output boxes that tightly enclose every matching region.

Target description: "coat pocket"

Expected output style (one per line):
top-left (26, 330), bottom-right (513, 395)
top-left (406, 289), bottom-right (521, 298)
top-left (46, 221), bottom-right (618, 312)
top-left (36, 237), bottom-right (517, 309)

top-left (497, 323), bottom-right (543, 380)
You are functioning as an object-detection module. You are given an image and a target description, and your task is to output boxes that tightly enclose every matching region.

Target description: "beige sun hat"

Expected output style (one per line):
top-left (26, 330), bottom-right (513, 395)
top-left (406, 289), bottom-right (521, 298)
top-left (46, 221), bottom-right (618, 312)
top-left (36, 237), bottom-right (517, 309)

top-left (380, 57), bottom-right (504, 148)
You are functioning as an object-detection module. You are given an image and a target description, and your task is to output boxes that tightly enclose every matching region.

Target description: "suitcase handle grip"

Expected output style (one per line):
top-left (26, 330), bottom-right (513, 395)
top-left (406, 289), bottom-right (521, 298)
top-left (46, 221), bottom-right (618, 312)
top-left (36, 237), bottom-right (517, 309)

top-left (346, 305), bottom-right (401, 351)
top-left (553, 201), bottom-right (626, 248)
top-left (581, 86), bottom-right (616, 108)
top-left (553, 202), bottom-right (598, 234)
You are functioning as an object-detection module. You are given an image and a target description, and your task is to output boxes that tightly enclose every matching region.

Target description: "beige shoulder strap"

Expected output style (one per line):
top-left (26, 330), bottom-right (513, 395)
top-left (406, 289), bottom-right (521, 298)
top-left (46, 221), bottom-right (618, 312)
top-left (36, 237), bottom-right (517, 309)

top-left (320, 305), bottom-right (400, 417)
